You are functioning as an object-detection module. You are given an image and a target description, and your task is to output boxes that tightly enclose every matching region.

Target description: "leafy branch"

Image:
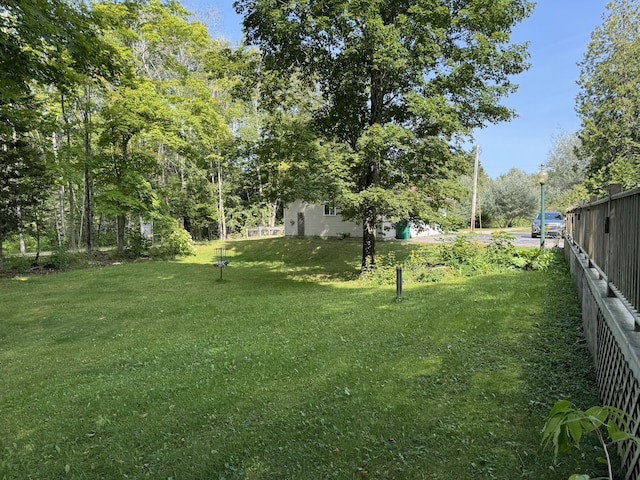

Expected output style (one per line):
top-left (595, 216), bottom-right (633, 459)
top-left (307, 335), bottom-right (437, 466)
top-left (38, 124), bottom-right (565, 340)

top-left (541, 399), bottom-right (640, 480)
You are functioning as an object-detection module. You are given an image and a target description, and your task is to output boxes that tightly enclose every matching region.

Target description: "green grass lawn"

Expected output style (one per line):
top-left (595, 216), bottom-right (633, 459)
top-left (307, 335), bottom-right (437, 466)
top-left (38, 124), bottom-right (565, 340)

top-left (0, 238), bottom-right (603, 479)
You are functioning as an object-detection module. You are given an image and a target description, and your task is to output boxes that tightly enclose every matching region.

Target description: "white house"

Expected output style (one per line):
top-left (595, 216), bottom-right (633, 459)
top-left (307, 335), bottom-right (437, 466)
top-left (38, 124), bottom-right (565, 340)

top-left (283, 200), bottom-right (441, 239)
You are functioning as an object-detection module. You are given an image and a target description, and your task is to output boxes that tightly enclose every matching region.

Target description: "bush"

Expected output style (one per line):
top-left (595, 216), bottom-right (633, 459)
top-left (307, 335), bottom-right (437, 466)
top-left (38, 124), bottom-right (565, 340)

top-left (360, 247), bottom-right (445, 286)
top-left (360, 234), bottom-right (562, 287)
top-left (49, 246), bottom-right (75, 271)
top-left (438, 234), bottom-right (488, 274)
top-left (514, 248), bottom-right (558, 271)
top-left (150, 227), bottom-right (195, 259)
top-left (4, 255), bottom-right (33, 273)
top-left (124, 230), bottom-right (152, 259)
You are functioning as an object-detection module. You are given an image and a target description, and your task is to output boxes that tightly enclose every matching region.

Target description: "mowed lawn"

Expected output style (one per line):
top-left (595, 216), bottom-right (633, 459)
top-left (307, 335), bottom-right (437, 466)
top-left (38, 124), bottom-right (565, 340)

top-left (0, 238), bottom-right (602, 479)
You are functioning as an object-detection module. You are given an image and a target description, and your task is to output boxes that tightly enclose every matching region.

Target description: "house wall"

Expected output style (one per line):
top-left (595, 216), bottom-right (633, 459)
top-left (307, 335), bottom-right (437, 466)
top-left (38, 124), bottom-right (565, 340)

top-left (284, 200), bottom-right (395, 239)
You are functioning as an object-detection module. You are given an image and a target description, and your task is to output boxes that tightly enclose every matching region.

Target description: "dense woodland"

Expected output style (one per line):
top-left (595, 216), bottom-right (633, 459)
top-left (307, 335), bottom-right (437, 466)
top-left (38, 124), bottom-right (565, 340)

top-left (1, 0), bottom-right (639, 270)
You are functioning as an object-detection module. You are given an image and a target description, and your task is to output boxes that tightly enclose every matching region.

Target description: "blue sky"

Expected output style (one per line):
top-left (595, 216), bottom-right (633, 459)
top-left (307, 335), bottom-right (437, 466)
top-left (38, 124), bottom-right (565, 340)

top-left (192, 1), bottom-right (609, 178)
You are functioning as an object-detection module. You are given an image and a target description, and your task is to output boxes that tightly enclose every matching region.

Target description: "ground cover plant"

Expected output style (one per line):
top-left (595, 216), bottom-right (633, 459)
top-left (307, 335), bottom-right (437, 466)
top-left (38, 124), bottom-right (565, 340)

top-left (0, 237), bottom-right (604, 479)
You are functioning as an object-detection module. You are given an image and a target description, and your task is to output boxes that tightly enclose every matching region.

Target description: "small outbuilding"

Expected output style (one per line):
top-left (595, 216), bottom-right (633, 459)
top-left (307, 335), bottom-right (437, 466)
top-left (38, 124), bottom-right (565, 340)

top-left (283, 200), bottom-right (441, 239)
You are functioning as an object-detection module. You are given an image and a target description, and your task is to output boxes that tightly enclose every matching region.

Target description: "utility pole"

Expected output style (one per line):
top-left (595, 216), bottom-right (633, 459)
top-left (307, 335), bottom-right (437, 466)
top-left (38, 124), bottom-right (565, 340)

top-left (470, 145), bottom-right (479, 231)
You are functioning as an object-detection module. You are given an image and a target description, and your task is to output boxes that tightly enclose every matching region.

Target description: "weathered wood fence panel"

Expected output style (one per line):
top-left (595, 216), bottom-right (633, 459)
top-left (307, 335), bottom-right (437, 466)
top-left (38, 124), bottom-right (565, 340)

top-left (565, 186), bottom-right (640, 479)
top-left (566, 186), bottom-right (640, 320)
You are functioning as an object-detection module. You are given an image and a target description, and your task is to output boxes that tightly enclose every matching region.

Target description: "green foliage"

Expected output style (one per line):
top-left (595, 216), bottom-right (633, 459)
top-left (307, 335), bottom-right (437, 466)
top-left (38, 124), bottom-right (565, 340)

top-left (481, 168), bottom-right (538, 227)
top-left (576, 0), bottom-right (640, 193)
top-left (124, 230), bottom-right (152, 259)
top-left (3, 255), bottom-right (33, 273)
top-left (360, 248), bottom-right (445, 285)
top-left (437, 233), bottom-right (487, 274)
top-left (237, 0), bottom-right (534, 266)
top-left (545, 132), bottom-right (588, 208)
top-left (361, 232), bottom-right (559, 285)
top-left (486, 230), bottom-right (518, 265)
top-left (516, 247), bottom-right (558, 270)
top-left (165, 227), bottom-right (195, 257)
top-left (440, 232), bottom-right (561, 273)
top-left (49, 245), bottom-right (75, 271)
top-left (150, 226), bottom-right (195, 259)
top-left (542, 400), bottom-right (640, 479)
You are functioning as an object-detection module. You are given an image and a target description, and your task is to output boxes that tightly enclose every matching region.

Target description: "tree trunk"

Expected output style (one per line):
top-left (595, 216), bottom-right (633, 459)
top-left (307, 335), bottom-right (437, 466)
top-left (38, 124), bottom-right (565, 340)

top-left (0, 239), bottom-right (4, 272)
top-left (53, 132), bottom-right (66, 246)
top-left (268, 201), bottom-right (278, 228)
top-left (83, 86), bottom-right (94, 254)
top-left (359, 60), bottom-right (384, 270)
top-left (117, 214), bottom-right (126, 255)
top-left (84, 161), bottom-right (93, 253)
top-left (68, 177), bottom-right (77, 252)
top-left (217, 161), bottom-right (227, 240)
top-left (16, 202), bottom-right (26, 254)
top-left (58, 186), bottom-right (66, 245)
top-left (34, 206), bottom-right (42, 262)
top-left (360, 154), bottom-right (381, 269)
top-left (61, 93), bottom-right (77, 253)
top-left (361, 205), bottom-right (377, 270)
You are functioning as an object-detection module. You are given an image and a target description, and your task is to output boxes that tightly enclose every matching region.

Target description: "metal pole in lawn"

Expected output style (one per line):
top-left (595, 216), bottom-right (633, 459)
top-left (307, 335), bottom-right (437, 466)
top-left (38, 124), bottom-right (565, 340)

top-left (538, 164), bottom-right (549, 251)
top-left (396, 265), bottom-right (403, 298)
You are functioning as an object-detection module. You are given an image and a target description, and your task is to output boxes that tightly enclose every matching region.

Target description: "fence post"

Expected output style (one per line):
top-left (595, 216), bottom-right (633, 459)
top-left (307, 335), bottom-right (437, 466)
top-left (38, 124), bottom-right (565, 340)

top-left (606, 184), bottom-right (623, 291)
top-left (396, 265), bottom-right (403, 298)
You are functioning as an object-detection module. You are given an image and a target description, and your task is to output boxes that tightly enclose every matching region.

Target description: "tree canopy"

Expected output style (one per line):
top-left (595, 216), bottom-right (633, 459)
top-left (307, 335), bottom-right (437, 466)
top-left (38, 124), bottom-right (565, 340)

top-left (1, 0), bottom-right (542, 272)
top-left (481, 168), bottom-right (537, 227)
top-left (576, 0), bottom-right (640, 193)
top-left (236, 0), bottom-right (534, 267)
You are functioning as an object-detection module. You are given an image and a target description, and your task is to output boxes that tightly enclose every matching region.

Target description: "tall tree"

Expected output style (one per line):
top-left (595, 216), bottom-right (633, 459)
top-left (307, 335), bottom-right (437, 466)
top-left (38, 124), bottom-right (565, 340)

top-left (236, 0), bottom-right (533, 268)
top-left (544, 131), bottom-right (589, 211)
top-left (0, 0), bottom-right (119, 266)
top-left (576, 0), bottom-right (640, 193)
top-left (97, 77), bottom-right (166, 255)
top-left (481, 168), bottom-right (537, 227)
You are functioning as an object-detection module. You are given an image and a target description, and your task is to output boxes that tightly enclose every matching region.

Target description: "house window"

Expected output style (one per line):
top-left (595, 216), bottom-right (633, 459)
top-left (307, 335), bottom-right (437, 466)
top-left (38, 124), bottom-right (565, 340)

top-left (323, 204), bottom-right (339, 216)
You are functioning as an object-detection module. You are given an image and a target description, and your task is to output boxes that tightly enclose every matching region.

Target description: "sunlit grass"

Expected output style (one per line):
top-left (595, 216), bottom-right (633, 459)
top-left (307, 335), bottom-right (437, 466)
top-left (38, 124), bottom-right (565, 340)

top-left (0, 238), bottom-right (603, 479)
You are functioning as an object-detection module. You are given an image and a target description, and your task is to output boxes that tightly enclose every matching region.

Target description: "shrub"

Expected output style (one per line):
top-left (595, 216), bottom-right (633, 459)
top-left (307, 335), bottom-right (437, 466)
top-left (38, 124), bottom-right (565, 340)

top-left (49, 245), bottom-right (74, 271)
top-left (360, 248), bottom-right (445, 286)
top-left (150, 227), bottom-right (195, 259)
top-left (124, 230), bottom-right (152, 259)
top-left (360, 234), bottom-right (563, 287)
top-left (542, 400), bottom-right (640, 480)
top-left (166, 227), bottom-right (195, 256)
top-left (438, 234), bottom-right (488, 274)
top-left (5, 255), bottom-right (33, 273)
top-left (514, 248), bottom-right (557, 270)
top-left (486, 231), bottom-right (517, 265)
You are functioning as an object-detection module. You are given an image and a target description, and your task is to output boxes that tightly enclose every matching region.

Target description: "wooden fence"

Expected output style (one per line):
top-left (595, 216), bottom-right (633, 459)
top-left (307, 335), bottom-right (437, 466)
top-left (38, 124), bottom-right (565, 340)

top-left (566, 185), bottom-right (640, 319)
top-left (565, 185), bottom-right (640, 479)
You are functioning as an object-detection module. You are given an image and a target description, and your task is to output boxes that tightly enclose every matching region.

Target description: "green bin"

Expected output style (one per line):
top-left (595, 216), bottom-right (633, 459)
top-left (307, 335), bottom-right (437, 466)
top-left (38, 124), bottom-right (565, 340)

top-left (395, 220), bottom-right (411, 240)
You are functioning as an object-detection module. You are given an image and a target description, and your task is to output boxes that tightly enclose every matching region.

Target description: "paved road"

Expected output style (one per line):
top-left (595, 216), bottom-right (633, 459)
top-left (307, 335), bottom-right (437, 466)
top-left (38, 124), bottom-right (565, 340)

top-left (410, 231), bottom-right (564, 248)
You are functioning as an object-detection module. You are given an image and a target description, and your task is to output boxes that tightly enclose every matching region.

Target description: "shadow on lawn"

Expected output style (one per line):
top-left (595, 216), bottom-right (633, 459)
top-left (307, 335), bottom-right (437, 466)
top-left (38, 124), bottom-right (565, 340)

top-left (215, 236), bottom-right (420, 283)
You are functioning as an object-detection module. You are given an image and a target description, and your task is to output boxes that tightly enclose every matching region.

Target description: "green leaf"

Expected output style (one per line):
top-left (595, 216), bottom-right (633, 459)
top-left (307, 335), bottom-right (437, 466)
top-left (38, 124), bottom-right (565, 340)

top-left (566, 417), bottom-right (583, 444)
top-left (549, 399), bottom-right (574, 416)
top-left (585, 406), bottom-right (607, 427)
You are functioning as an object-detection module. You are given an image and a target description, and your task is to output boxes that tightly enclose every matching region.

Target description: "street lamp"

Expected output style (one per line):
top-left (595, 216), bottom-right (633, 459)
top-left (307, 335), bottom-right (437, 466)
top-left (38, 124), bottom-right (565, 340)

top-left (538, 164), bottom-right (549, 250)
